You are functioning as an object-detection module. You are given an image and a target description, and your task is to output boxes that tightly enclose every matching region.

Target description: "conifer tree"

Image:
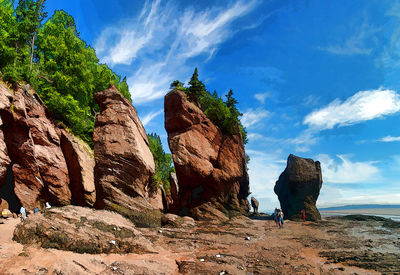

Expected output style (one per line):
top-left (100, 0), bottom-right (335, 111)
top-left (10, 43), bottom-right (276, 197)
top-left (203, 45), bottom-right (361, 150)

top-left (187, 68), bottom-right (206, 106)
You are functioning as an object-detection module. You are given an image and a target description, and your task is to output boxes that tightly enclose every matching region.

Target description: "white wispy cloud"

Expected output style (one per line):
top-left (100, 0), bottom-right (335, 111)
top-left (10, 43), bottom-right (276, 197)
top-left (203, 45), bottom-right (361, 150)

top-left (304, 89), bottom-right (400, 130)
top-left (302, 94), bottom-right (320, 106)
top-left (378, 135), bottom-right (400, 142)
top-left (254, 92), bottom-right (270, 104)
top-left (95, 0), bottom-right (261, 104)
top-left (317, 154), bottom-right (380, 184)
top-left (286, 129), bottom-right (319, 153)
top-left (246, 149), bottom-right (286, 209)
top-left (141, 109), bottom-right (163, 126)
top-left (318, 20), bottom-right (380, 56)
top-left (241, 108), bottom-right (269, 128)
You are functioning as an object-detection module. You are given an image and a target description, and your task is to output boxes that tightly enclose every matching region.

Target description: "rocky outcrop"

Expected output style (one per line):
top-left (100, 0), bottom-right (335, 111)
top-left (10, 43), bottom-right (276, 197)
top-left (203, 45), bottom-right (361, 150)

top-left (60, 130), bottom-right (96, 206)
top-left (13, 205), bottom-right (156, 254)
top-left (164, 90), bottom-right (250, 221)
top-left (165, 172), bottom-right (179, 209)
top-left (274, 154), bottom-right (322, 221)
top-left (93, 85), bottom-right (160, 226)
top-left (0, 83), bottom-right (71, 209)
top-left (148, 186), bottom-right (166, 211)
top-left (251, 197), bottom-right (259, 214)
top-left (0, 121), bottom-right (10, 187)
top-left (161, 213), bottom-right (196, 228)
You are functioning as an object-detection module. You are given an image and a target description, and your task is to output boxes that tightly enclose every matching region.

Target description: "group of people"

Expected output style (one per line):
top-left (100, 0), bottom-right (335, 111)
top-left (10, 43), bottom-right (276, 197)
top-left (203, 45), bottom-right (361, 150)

top-left (272, 208), bottom-right (307, 228)
top-left (19, 202), bottom-right (52, 221)
top-left (273, 208), bottom-right (284, 228)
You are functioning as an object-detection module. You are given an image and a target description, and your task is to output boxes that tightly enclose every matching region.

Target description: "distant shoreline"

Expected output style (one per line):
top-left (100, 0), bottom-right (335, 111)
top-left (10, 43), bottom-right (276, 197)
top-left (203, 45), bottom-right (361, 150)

top-left (320, 208), bottom-right (400, 216)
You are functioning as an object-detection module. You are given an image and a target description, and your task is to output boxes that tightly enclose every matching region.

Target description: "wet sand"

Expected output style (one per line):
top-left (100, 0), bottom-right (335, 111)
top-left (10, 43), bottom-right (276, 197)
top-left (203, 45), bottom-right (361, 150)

top-left (0, 214), bottom-right (398, 274)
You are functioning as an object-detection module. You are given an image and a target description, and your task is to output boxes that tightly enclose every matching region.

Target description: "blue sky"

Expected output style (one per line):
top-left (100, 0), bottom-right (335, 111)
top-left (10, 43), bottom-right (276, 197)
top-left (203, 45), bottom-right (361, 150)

top-left (44, 0), bottom-right (400, 211)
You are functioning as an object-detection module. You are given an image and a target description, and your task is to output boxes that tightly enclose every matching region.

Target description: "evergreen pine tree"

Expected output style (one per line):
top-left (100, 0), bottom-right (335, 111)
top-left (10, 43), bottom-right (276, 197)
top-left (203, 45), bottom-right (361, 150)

top-left (187, 68), bottom-right (205, 106)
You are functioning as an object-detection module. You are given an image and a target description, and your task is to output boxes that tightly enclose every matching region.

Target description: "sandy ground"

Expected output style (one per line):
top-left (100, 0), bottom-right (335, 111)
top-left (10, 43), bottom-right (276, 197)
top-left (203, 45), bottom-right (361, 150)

top-left (0, 215), bottom-right (398, 274)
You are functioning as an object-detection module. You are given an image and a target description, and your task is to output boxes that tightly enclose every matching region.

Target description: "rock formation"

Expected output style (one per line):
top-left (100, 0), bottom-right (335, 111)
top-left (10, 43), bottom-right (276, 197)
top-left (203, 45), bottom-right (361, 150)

top-left (0, 83), bottom-right (97, 211)
top-left (164, 172), bottom-right (179, 209)
top-left (93, 85), bottom-right (161, 226)
top-left (13, 205), bottom-right (156, 254)
top-left (274, 154), bottom-right (322, 221)
top-left (164, 89), bottom-right (250, 221)
top-left (0, 119), bottom-right (10, 187)
top-left (0, 83), bottom-right (71, 209)
top-left (251, 197), bottom-right (259, 214)
top-left (60, 130), bottom-right (96, 206)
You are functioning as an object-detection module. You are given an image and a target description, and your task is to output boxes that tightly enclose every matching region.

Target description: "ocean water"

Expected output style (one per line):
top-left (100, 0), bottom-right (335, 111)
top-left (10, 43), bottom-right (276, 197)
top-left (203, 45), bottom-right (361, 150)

top-left (320, 212), bottom-right (400, 222)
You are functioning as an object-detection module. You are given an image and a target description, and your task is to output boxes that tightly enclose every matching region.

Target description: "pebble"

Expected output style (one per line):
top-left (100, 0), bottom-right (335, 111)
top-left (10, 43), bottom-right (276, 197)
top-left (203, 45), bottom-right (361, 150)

top-left (158, 229), bottom-right (163, 233)
top-left (111, 266), bottom-right (117, 271)
top-left (109, 240), bottom-right (116, 245)
top-left (219, 271), bottom-right (227, 275)
top-left (338, 267), bottom-right (345, 271)
top-left (113, 227), bottom-right (117, 231)
top-left (216, 254), bottom-right (221, 258)
top-left (199, 258), bottom-right (205, 262)
top-left (245, 236), bottom-right (251, 241)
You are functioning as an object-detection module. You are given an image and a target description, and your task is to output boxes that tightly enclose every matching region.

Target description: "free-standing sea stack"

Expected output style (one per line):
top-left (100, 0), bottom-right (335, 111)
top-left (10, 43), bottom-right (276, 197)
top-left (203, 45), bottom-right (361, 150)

top-left (164, 89), bottom-right (250, 221)
top-left (274, 154), bottom-right (322, 221)
top-left (94, 85), bottom-right (161, 226)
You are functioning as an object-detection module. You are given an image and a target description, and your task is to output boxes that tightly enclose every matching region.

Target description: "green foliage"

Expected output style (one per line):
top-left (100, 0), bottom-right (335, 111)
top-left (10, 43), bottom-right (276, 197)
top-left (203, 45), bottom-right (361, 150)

top-left (187, 68), bottom-right (205, 106)
top-left (0, 3), bottom-right (131, 146)
top-left (147, 133), bottom-right (174, 191)
top-left (171, 68), bottom-right (248, 145)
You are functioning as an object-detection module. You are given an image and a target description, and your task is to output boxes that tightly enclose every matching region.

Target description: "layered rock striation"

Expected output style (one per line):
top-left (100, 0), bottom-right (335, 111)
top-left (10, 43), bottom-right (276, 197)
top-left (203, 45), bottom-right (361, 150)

top-left (164, 89), bottom-right (250, 221)
top-left (93, 85), bottom-right (161, 226)
top-left (274, 154), bottom-right (322, 221)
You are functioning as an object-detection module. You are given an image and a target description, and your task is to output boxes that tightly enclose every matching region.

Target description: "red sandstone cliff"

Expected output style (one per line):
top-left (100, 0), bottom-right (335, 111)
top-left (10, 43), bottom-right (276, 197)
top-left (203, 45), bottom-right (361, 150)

top-left (164, 89), bottom-right (250, 221)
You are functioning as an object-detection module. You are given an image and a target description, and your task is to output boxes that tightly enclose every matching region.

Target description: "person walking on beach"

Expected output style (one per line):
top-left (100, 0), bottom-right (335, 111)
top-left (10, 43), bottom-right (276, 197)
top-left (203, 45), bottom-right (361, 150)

top-left (276, 209), bottom-right (284, 228)
top-left (301, 209), bottom-right (306, 222)
top-left (20, 206), bottom-right (26, 221)
top-left (273, 208), bottom-right (279, 225)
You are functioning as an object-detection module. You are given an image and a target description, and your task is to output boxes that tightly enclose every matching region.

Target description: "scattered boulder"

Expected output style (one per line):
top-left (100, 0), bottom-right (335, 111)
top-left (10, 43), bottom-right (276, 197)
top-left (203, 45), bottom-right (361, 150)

top-left (161, 213), bottom-right (196, 228)
top-left (13, 205), bottom-right (156, 254)
top-left (0, 198), bottom-right (9, 211)
top-left (60, 130), bottom-right (96, 206)
top-left (93, 85), bottom-right (160, 227)
top-left (1, 208), bottom-right (12, 218)
top-left (164, 90), bottom-right (250, 221)
top-left (251, 197), bottom-right (259, 214)
top-left (274, 154), bottom-right (322, 221)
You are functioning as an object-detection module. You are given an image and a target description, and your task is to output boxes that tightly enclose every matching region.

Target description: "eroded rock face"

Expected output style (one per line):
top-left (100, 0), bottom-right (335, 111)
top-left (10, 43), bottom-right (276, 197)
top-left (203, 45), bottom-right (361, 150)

top-left (0, 124), bottom-right (10, 187)
top-left (94, 85), bottom-right (159, 225)
top-left (274, 154), bottom-right (322, 221)
top-left (60, 130), bottom-right (96, 206)
top-left (164, 90), bottom-right (250, 221)
top-left (13, 205), bottom-right (156, 254)
top-left (0, 84), bottom-right (72, 208)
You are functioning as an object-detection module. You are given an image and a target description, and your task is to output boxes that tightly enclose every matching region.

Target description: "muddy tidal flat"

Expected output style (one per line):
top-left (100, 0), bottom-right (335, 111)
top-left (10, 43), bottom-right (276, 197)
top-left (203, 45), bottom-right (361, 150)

top-left (0, 214), bottom-right (399, 274)
top-left (321, 208), bottom-right (400, 222)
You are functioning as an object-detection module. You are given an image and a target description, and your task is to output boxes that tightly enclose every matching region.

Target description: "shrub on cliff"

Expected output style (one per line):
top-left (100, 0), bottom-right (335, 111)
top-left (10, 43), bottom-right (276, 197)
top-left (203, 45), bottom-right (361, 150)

top-left (0, 1), bottom-right (131, 146)
top-left (147, 133), bottom-right (175, 191)
top-left (171, 68), bottom-right (248, 144)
